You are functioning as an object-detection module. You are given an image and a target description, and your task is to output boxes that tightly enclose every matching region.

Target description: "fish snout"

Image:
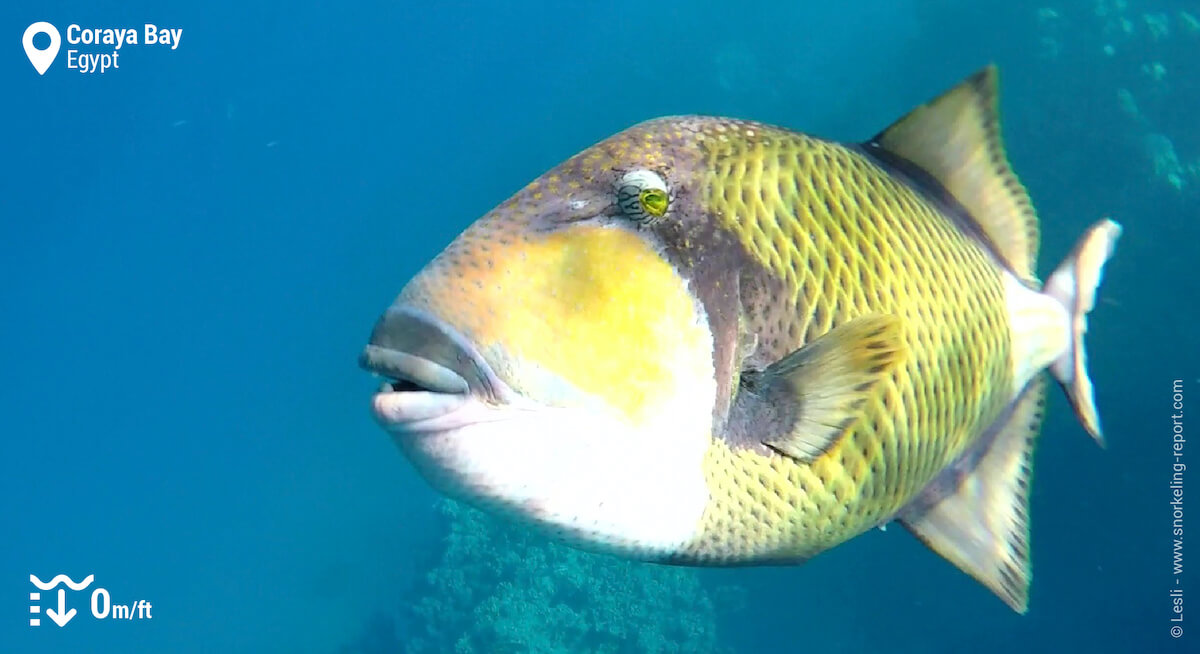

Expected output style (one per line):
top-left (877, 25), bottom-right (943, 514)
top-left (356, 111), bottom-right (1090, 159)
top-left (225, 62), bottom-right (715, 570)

top-left (359, 306), bottom-right (508, 425)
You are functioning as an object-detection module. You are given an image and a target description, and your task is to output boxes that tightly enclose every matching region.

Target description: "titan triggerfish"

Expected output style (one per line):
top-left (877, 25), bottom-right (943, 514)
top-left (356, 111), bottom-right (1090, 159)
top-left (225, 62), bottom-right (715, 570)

top-left (360, 66), bottom-right (1120, 612)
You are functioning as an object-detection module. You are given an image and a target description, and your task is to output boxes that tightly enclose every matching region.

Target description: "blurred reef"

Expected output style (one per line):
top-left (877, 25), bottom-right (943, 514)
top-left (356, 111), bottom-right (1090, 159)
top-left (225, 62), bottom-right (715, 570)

top-left (1037, 1), bottom-right (1200, 191)
top-left (340, 500), bottom-right (738, 654)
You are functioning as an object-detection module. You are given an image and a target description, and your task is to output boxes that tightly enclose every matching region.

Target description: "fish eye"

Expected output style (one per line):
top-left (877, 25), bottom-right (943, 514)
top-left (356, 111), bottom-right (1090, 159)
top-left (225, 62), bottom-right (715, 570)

top-left (615, 169), bottom-right (671, 224)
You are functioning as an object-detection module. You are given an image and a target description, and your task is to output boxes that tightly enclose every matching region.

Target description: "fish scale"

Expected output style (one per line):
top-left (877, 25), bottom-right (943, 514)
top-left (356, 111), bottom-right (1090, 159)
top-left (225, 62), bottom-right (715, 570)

top-left (682, 124), bottom-right (1015, 561)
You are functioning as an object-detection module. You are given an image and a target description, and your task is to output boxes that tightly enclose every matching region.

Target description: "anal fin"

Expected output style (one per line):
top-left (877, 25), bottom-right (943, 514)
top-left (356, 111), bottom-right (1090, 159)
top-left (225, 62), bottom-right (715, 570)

top-left (748, 314), bottom-right (906, 462)
top-left (899, 376), bottom-right (1046, 613)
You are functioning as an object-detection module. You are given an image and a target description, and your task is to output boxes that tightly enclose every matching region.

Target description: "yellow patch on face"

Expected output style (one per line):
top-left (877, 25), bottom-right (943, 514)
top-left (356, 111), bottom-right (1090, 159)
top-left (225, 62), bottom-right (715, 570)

top-left (404, 224), bottom-right (712, 425)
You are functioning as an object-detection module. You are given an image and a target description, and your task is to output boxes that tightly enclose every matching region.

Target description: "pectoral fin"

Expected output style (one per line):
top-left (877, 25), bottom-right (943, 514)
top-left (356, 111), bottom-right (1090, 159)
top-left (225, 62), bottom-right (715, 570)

top-left (742, 314), bottom-right (906, 462)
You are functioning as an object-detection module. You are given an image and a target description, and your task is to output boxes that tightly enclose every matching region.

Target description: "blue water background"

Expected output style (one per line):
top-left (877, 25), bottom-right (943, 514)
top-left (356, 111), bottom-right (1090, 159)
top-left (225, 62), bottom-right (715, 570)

top-left (1, 0), bottom-right (1196, 652)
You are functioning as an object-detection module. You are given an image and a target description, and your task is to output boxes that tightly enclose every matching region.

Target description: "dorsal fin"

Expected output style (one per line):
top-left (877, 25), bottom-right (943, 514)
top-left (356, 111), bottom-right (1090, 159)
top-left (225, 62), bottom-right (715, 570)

top-left (869, 65), bottom-right (1040, 282)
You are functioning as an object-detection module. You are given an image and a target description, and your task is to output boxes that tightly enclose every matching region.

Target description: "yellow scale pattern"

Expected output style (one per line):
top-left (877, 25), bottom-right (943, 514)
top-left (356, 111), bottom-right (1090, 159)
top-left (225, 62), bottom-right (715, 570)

top-left (686, 123), bottom-right (1016, 561)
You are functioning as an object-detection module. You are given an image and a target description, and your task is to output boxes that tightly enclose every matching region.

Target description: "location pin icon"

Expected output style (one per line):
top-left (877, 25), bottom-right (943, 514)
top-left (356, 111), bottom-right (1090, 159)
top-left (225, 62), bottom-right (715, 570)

top-left (23, 22), bottom-right (61, 75)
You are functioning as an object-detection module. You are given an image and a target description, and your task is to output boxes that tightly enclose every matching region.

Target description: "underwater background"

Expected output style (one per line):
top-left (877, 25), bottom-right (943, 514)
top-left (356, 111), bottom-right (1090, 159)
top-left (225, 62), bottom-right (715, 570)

top-left (1, 0), bottom-right (1196, 652)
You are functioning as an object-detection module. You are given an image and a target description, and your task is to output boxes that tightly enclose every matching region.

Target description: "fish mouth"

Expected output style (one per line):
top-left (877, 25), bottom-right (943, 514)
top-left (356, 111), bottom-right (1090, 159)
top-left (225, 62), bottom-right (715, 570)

top-left (359, 306), bottom-right (507, 426)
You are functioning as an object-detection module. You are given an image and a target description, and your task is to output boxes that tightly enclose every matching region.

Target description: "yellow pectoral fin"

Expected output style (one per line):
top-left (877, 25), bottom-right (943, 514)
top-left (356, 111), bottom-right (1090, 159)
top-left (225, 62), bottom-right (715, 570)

top-left (752, 314), bottom-right (907, 462)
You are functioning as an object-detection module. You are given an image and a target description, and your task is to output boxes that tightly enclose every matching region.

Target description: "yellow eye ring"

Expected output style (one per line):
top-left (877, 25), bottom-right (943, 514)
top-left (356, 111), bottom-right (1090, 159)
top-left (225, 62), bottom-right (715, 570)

top-left (639, 188), bottom-right (669, 217)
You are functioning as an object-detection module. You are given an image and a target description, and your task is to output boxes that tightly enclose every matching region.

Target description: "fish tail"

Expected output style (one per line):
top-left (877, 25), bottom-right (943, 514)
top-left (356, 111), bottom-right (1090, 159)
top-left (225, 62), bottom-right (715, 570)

top-left (1043, 218), bottom-right (1122, 446)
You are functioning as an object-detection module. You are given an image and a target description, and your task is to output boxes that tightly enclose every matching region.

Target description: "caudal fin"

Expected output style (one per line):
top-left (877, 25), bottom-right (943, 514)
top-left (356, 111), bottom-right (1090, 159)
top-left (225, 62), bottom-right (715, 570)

top-left (1043, 218), bottom-right (1122, 446)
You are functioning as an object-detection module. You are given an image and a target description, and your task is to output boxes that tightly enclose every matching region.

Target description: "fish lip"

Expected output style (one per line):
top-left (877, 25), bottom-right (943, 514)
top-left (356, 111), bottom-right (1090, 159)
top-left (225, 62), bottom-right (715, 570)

top-left (360, 345), bottom-right (470, 395)
top-left (359, 305), bottom-right (509, 424)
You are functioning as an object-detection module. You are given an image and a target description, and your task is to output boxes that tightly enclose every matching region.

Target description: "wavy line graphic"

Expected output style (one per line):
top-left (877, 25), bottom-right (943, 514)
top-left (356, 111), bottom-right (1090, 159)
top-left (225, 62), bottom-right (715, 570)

top-left (30, 574), bottom-right (94, 591)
